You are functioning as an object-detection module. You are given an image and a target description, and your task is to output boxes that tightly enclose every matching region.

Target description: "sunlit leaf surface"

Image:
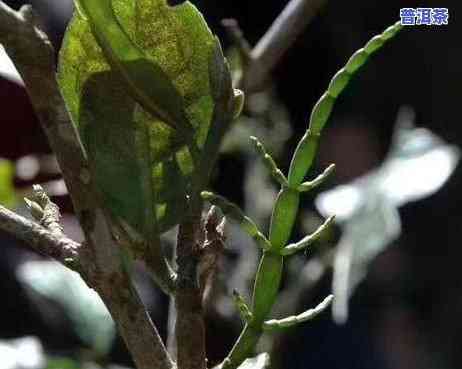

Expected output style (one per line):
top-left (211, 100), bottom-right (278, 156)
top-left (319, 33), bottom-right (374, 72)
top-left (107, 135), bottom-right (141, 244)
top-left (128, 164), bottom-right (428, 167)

top-left (58, 0), bottom-right (218, 235)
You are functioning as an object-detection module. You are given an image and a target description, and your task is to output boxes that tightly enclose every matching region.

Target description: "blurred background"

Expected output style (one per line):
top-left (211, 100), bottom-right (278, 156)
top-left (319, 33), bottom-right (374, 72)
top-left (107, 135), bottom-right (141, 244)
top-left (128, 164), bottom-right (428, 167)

top-left (0, 1), bottom-right (460, 369)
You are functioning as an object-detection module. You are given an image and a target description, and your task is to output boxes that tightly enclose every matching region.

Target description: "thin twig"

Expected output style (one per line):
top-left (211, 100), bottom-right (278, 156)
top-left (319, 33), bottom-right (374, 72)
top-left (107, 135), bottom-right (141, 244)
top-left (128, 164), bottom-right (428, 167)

top-left (242, 0), bottom-right (327, 93)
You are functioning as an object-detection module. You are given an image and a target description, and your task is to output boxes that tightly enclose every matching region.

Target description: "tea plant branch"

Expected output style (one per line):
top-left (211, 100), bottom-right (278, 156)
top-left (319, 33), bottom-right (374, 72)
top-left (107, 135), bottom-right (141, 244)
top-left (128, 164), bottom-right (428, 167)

top-left (0, 3), bottom-right (174, 369)
top-left (214, 0), bottom-right (329, 337)
top-left (211, 21), bottom-right (403, 369)
top-left (213, 0), bottom-right (327, 338)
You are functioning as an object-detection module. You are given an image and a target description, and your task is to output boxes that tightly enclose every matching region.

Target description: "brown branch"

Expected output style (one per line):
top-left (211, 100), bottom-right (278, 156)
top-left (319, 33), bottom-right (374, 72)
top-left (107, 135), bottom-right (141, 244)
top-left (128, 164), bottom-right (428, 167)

top-left (79, 210), bottom-right (175, 369)
top-left (175, 202), bottom-right (207, 369)
top-left (0, 203), bottom-right (80, 266)
top-left (0, 3), bottom-right (174, 369)
top-left (242, 0), bottom-right (327, 93)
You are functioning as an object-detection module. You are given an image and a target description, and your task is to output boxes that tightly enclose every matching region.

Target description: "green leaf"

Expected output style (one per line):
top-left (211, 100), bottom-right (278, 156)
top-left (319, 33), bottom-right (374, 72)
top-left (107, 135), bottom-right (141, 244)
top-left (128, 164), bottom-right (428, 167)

top-left (58, 0), bottom-right (227, 235)
top-left (0, 159), bottom-right (16, 208)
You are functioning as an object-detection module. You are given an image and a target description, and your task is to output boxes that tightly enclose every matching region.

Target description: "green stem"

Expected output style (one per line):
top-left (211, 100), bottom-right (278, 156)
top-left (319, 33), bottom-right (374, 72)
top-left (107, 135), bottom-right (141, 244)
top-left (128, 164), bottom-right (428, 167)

top-left (288, 21), bottom-right (402, 186)
top-left (268, 188), bottom-right (300, 250)
top-left (221, 21), bottom-right (403, 369)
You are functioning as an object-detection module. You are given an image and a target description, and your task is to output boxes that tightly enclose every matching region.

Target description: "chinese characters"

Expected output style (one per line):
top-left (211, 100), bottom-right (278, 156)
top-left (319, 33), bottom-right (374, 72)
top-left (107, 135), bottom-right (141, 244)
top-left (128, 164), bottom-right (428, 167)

top-left (400, 8), bottom-right (449, 26)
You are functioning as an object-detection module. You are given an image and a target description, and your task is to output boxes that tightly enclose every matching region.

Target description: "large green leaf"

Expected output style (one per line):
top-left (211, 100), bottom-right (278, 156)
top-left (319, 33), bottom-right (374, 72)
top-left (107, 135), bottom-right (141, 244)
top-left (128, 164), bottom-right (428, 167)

top-left (58, 0), bottom-right (223, 235)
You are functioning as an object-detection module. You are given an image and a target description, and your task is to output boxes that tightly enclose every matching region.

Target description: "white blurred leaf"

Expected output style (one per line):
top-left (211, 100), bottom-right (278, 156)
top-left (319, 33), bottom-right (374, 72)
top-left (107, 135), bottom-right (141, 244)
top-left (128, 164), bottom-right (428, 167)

top-left (0, 336), bottom-right (45, 369)
top-left (315, 184), bottom-right (363, 221)
top-left (331, 195), bottom-right (401, 323)
top-left (315, 107), bottom-right (460, 323)
top-left (378, 126), bottom-right (459, 204)
top-left (17, 261), bottom-right (115, 354)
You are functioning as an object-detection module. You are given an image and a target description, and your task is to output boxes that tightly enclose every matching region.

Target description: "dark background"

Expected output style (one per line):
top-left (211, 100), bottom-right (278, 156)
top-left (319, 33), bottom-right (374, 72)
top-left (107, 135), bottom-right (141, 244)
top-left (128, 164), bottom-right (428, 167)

top-left (0, 1), bottom-right (460, 369)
